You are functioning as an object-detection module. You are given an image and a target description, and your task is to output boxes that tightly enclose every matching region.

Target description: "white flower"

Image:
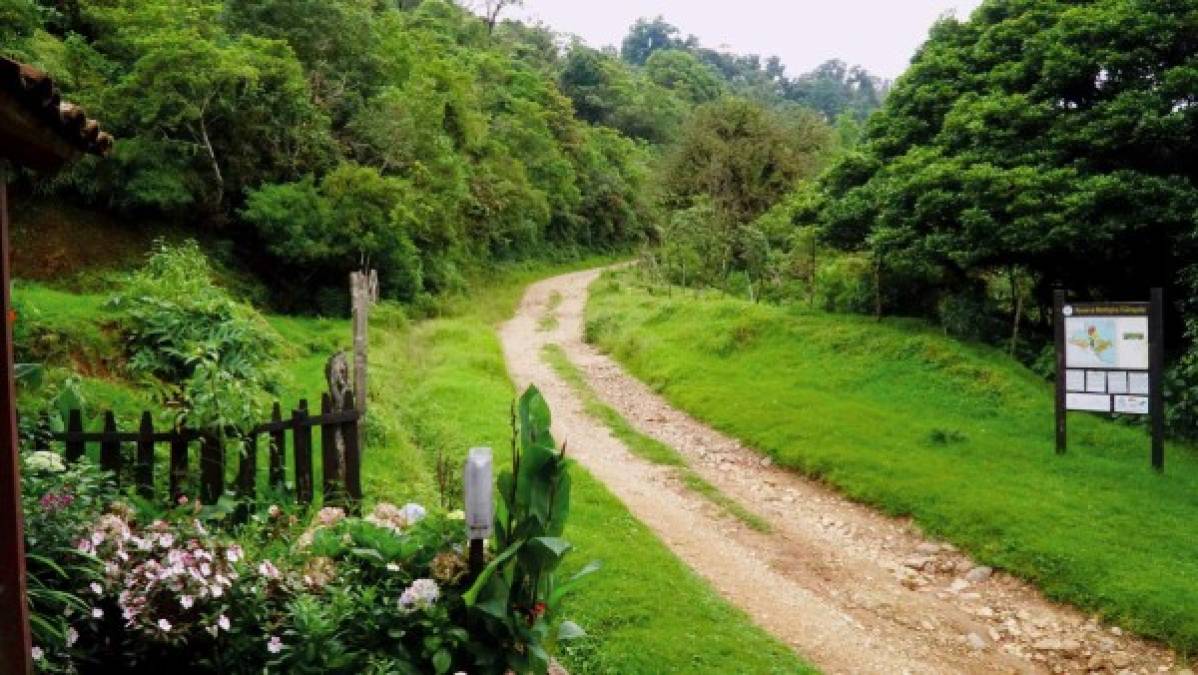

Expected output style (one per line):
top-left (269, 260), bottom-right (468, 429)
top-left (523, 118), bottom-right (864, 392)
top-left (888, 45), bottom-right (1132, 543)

top-left (158, 618), bottom-right (172, 632)
top-left (92, 608), bottom-right (104, 619)
top-left (206, 625), bottom-right (219, 638)
top-left (210, 584), bottom-right (224, 598)
top-left (398, 578), bottom-right (440, 611)
top-left (226, 545), bottom-right (243, 563)
top-left (401, 503), bottom-right (427, 525)
top-left (31, 646), bottom-right (43, 661)
top-left (180, 596), bottom-right (194, 609)
top-left (267, 504), bottom-right (281, 518)
top-left (218, 615), bottom-right (230, 631)
top-left (267, 636), bottom-right (284, 654)
top-left (200, 562), bottom-right (212, 577)
top-left (159, 533), bottom-right (174, 548)
top-left (90, 582), bottom-right (103, 596)
top-left (386, 563), bottom-right (400, 572)
top-left (24, 451), bottom-right (66, 474)
top-left (66, 627), bottom-right (78, 647)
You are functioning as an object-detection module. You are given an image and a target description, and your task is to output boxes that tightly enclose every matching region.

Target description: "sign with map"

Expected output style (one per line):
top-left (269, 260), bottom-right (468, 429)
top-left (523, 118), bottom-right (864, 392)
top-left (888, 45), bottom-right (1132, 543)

top-left (1059, 302), bottom-right (1150, 415)
top-left (1054, 290), bottom-right (1165, 470)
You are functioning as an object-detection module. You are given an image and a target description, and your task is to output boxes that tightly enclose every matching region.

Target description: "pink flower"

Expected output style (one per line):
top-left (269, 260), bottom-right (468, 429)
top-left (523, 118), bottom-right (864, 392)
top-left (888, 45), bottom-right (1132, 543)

top-left (267, 636), bottom-right (283, 654)
top-left (218, 615), bottom-right (230, 631)
top-left (66, 627), bottom-right (78, 647)
top-left (257, 560), bottom-right (280, 579)
top-left (92, 608), bottom-right (104, 619)
top-left (158, 618), bottom-right (172, 632)
top-left (90, 582), bottom-right (103, 595)
top-left (180, 596), bottom-right (194, 609)
top-left (30, 646), bottom-right (43, 661)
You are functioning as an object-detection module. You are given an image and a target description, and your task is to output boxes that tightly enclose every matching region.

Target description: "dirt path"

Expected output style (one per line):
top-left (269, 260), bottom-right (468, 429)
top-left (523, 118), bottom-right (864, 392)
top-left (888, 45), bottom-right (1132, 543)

top-left (499, 268), bottom-right (1182, 675)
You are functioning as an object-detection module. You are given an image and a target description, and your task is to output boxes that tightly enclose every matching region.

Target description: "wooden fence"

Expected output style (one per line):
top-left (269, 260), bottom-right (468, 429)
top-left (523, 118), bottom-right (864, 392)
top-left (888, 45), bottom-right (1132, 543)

top-left (32, 391), bottom-right (362, 508)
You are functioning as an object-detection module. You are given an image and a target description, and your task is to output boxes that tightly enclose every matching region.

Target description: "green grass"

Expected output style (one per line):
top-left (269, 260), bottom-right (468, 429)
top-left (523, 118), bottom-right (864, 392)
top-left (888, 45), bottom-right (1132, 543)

top-left (541, 343), bottom-right (771, 533)
top-left (586, 269), bottom-right (1198, 655)
top-left (14, 258), bottom-right (813, 672)
top-left (371, 261), bottom-right (808, 673)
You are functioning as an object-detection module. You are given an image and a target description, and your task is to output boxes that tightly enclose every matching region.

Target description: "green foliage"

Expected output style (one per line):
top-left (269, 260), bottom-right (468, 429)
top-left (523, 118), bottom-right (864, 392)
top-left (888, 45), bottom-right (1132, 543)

top-left (806, 0), bottom-right (1198, 361)
top-left (465, 386), bottom-right (597, 675)
top-left (107, 241), bottom-right (281, 432)
top-left (589, 270), bottom-right (1198, 653)
top-left (20, 452), bottom-right (115, 667)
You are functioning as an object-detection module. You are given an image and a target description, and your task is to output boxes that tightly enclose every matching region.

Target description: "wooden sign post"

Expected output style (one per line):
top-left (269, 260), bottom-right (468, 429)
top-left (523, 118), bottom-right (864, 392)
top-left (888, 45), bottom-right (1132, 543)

top-left (349, 270), bottom-right (377, 454)
top-left (1054, 288), bottom-right (1165, 470)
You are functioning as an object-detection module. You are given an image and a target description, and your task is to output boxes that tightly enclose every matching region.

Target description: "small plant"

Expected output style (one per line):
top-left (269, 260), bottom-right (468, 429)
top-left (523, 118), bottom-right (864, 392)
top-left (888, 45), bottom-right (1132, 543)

top-left (927, 428), bottom-right (967, 445)
top-left (464, 386), bottom-right (599, 674)
top-left (107, 241), bottom-right (282, 435)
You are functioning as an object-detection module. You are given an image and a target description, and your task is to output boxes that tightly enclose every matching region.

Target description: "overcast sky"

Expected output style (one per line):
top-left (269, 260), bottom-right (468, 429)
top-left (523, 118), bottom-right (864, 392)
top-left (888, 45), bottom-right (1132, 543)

top-left (505, 0), bottom-right (986, 80)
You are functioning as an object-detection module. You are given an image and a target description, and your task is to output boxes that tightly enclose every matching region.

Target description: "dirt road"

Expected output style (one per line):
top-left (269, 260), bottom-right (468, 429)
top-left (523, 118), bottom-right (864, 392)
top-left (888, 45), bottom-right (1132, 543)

top-left (498, 267), bottom-right (1181, 674)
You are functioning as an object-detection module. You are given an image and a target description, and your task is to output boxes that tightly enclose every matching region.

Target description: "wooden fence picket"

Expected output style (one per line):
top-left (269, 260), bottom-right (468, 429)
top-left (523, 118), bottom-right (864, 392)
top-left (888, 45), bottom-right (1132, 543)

top-left (40, 393), bottom-right (362, 509)
top-left (136, 412), bottom-right (153, 497)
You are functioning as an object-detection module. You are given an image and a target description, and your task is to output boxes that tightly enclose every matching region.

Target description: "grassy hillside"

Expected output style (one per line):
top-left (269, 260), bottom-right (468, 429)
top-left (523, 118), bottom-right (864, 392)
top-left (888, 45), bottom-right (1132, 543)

top-left (586, 269), bottom-right (1198, 655)
top-left (13, 261), bottom-right (812, 674)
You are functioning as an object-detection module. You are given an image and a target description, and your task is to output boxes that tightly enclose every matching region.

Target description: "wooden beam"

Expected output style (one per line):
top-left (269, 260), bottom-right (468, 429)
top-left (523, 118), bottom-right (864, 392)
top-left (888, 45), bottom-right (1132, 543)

top-left (0, 91), bottom-right (82, 172)
top-left (0, 173), bottom-right (33, 674)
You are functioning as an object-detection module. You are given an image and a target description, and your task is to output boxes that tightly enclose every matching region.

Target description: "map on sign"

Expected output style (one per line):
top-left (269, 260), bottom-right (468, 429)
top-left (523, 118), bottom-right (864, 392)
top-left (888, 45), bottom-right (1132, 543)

top-left (1064, 316), bottom-right (1148, 370)
top-left (1066, 319), bottom-right (1117, 366)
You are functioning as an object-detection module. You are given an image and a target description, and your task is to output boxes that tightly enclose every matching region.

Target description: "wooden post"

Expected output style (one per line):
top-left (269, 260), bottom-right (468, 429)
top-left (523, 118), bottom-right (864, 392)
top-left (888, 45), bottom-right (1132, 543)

top-left (293, 401), bottom-right (313, 505)
top-left (320, 393), bottom-right (341, 505)
top-left (1054, 289), bottom-right (1067, 454)
top-left (169, 429), bottom-right (188, 505)
top-left (268, 402), bottom-right (285, 489)
top-left (64, 409), bottom-right (83, 462)
top-left (350, 270), bottom-right (376, 455)
top-left (342, 391), bottom-right (362, 512)
top-left (199, 434), bottom-right (223, 506)
top-left (0, 164), bottom-right (32, 675)
top-left (100, 411), bottom-right (120, 480)
top-left (1150, 288), bottom-right (1165, 472)
top-left (136, 412), bottom-right (154, 498)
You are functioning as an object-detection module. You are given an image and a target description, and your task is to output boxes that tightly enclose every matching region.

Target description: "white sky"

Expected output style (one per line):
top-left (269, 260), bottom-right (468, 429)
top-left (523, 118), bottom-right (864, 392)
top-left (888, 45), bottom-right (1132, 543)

top-left (506, 0), bottom-right (986, 80)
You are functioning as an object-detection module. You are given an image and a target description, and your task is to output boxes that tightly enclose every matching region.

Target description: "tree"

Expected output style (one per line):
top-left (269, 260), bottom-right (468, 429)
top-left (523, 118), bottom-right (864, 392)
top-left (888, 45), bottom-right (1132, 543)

top-left (619, 16), bottom-right (689, 66)
top-left (810, 0), bottom-right (1198, 336)
top-left (663, 97), bottom-right (834, 226)
top-left (644, 49), bottom-right (725, 104)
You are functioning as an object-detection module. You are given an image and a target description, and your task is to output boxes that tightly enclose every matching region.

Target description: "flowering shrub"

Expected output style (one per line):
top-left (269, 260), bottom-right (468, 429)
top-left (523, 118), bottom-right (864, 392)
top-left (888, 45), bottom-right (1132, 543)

top-left (20, 451), bottom-right (114, 672)
top-left (23, 387), bottom-right (591, 674)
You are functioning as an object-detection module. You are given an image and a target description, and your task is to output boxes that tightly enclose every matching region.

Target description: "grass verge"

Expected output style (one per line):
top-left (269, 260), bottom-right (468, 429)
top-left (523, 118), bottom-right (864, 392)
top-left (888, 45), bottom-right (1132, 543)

top-left (586, 269), bottom-right (1198, 655)
top-left (541, 343), bottom-right (771, 534)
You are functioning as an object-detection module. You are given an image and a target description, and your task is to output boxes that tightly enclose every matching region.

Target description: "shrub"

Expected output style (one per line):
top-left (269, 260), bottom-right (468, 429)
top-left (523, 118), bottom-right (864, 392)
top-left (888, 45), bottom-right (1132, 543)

top-left (20, 451), bottom-right (115, 671)
top-left (107, 241), bottom-right (282, 433)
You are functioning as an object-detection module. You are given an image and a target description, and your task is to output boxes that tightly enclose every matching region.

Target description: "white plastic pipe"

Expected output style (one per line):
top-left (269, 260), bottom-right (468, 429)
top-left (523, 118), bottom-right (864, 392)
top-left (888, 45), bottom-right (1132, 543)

top-left (464, 447), bottom-right (493, 539)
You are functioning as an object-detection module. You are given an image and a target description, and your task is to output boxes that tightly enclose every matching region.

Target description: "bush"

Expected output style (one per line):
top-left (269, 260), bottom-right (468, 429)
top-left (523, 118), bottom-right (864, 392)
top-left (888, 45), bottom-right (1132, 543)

top-left (107, 241), bottom-right (282, 433)
top-left (20, 451), bottom-right (115, 670)
top-left (25, 387), bottom-right (592, 674)
top-left (813, 254), bottom-right (873, 314)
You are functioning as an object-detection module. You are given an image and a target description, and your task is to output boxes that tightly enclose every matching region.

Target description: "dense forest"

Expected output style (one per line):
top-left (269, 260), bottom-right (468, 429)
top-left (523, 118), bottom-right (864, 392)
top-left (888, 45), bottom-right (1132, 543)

top-left (0, 0), bottom-right (879, 310)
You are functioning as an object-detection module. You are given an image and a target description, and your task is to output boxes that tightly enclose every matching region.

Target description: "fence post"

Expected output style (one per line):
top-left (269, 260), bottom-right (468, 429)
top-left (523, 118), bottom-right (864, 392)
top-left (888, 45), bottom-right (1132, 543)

top-left (342, 390), bottom-right (362, 513)
top-left (169, 429), bottom-right (188, 506)
top-left (100, 411), bottom-right (120, 481)
top-left (350, 269), bottom-right (377, 457)
top-left (269, 402), bottom-right (285, 490)
top-left (199, 434), bottom-right (223, 506)
top-left (320, 394), bottom-right (341, 506)
top-left (136, 412), bottom-right (153, 498)
top-left (464, 447), bottom-right (494, 580)
top-left (293, 400), bottom-right (313, 505)
top-left (238, 433), bottom-right (257, 500)
top-left (65, 409), bottom-right (83, 462)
